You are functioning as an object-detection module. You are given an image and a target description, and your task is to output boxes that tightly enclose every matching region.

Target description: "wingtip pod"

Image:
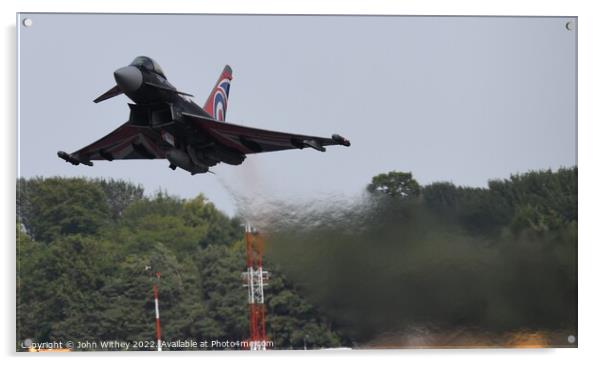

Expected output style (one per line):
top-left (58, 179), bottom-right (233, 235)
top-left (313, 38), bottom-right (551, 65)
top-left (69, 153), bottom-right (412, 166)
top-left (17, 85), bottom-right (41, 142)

top-left (58, 151), bottom-right (78, 165)
top-left (57, 151), bottom-right (93, 166)
top-left (332, 134), bottom-right (351, 147)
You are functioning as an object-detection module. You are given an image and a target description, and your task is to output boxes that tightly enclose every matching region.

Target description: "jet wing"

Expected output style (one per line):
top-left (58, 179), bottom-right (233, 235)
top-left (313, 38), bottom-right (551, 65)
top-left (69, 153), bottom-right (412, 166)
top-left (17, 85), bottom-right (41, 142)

top-left (182, 113), bottom-right (350, 154)
top-left (57, 122), bottom-right (165, 166)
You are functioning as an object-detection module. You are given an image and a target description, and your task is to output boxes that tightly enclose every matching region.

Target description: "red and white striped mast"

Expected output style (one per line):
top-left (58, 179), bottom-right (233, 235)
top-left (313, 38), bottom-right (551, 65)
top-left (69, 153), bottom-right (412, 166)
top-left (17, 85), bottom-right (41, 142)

top-left (152, 271), bottom-right (162, 352)
top-left (242, 223), bottom-right (269, 351)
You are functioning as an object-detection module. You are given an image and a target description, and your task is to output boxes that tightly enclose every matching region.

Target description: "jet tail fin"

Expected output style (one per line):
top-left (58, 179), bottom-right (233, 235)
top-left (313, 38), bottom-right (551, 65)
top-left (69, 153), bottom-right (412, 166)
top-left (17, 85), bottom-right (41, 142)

top-left (203, 65), bottom-right (233, 122)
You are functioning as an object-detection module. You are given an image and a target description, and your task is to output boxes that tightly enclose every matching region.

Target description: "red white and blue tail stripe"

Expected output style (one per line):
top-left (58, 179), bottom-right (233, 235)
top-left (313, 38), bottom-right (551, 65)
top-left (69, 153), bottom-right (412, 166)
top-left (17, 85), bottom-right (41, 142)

top-left (203, 65), bottom-right (233, 122)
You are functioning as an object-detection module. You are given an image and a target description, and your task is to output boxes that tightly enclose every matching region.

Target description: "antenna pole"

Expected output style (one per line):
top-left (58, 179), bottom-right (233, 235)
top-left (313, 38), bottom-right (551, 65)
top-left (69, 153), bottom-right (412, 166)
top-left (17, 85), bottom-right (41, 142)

top-left (242, 223), bottom-right (269, 350)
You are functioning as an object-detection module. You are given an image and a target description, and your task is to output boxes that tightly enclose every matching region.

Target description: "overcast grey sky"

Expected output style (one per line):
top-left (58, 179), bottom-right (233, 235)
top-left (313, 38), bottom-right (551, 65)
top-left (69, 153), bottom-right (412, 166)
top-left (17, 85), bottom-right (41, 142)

top-left (18, 14), bottom-right (576, 216)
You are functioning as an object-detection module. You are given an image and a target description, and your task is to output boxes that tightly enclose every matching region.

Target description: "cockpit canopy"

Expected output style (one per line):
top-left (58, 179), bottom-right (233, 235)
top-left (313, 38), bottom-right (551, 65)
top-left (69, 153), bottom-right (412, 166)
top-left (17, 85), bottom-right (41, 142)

top-left (130, 56), bottom-right (166, 78)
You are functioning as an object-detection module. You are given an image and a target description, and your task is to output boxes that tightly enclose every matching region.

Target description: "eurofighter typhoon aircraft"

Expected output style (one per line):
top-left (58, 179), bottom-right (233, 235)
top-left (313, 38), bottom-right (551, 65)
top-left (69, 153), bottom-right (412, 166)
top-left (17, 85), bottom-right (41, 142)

top-left (58, 56), bottom-right (350, 174)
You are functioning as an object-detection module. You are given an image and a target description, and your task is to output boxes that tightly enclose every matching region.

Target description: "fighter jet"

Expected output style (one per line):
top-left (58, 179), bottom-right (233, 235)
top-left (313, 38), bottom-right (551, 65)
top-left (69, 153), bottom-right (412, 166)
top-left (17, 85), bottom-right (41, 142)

top-left (57, 56), bottom-right (350, 175)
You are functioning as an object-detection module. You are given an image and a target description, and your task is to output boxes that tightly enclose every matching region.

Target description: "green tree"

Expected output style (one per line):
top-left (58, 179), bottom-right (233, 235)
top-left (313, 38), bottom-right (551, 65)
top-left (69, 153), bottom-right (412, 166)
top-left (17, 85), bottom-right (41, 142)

top-left (266, 269), bottom-right (343, 349)
top-left (17, 177), bottom-right (111, 243)
top-left (183, 194), bottom-right (242, 247)
top-left (96, 178), bottom-right (144, 220)
top-left (422, 182), bottom-right (459, 210)
top-left (366, 171), bottom-right (420, 199)
top-left (194, 244), bottom-right (248, 341)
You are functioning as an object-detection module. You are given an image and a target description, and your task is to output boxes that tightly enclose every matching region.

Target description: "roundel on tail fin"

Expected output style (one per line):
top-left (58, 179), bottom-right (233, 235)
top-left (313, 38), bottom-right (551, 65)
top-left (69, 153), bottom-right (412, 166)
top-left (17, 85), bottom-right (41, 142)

top-left (203, 65), bottom-right (233, 122)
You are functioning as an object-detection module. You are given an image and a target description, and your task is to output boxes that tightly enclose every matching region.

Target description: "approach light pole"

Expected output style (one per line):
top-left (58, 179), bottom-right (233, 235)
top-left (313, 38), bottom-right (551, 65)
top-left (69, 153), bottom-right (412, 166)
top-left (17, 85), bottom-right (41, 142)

top-left (147, 268), bottom-right (162, 352)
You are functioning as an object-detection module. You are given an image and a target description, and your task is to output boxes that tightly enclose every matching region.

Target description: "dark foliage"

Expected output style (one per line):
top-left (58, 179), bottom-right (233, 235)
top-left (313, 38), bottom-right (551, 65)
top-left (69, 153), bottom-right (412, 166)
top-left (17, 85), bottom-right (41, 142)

top-left (17, 177), bottom-right (342, 350)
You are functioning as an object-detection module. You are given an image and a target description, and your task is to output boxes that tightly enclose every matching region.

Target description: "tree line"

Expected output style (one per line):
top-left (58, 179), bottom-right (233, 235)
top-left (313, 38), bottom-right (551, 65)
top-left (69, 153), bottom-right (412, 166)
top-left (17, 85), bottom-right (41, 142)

top-left (16, 166), bottom-right (577, 349)
top-left (17, 177), bottom-right (343, 350)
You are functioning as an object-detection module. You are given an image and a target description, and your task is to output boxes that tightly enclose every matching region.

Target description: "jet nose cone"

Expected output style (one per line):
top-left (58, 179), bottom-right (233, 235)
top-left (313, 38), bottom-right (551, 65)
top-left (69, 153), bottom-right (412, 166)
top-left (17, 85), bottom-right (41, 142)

top-left (113, 66), bottom-right (143, 92)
